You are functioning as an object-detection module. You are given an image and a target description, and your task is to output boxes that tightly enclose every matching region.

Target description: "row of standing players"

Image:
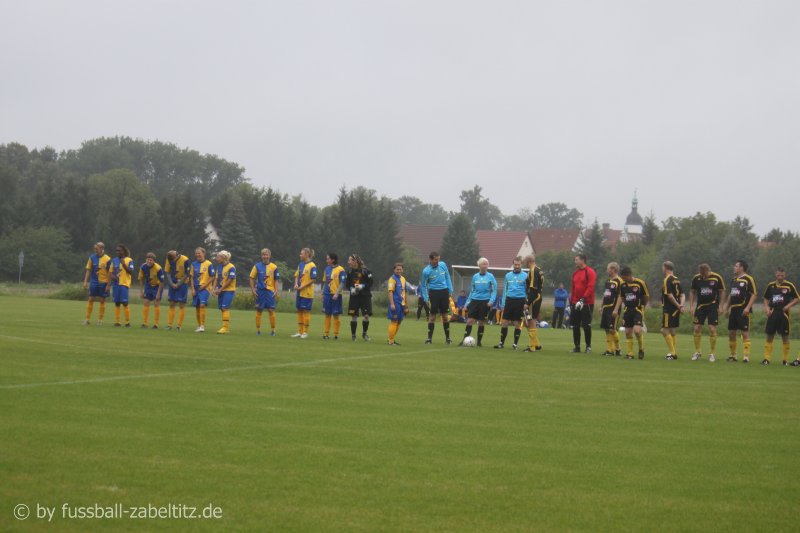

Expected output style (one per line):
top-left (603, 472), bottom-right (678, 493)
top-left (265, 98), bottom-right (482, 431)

top-left (570, 255), bottom-right (800, 366)
top-left (82, 243), bottom-right (409, 343)
top-left (82, 243), bottom-right (800, 364)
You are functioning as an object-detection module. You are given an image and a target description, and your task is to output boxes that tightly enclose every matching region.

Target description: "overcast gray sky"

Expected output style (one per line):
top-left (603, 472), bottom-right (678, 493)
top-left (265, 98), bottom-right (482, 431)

top-left (2, 1), bottom-right (798, 234)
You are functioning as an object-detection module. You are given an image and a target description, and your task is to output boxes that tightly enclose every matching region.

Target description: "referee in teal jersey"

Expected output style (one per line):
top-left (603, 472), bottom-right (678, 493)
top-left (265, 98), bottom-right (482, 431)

top-left (420, 251), bottom-right (454, 344)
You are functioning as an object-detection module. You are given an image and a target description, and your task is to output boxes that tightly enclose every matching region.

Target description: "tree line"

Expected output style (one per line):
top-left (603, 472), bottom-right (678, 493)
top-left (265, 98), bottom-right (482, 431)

top-left (1, 138), bottom-right (797, 295)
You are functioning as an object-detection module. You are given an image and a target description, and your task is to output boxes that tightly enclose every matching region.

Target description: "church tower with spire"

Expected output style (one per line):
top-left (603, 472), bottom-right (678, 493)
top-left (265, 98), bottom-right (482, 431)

top-left (620, 192), bottom-right (643, 242)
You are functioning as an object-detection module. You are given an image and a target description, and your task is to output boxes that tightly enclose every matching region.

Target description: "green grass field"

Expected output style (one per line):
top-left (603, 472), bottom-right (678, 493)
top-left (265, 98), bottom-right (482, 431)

top-left (1, 295), bottom-right (799, 532)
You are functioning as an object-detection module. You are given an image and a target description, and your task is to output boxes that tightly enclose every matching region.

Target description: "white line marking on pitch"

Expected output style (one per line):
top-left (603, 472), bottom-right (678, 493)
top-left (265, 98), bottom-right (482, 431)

top-left (0, 347), bottom-right (450, 390)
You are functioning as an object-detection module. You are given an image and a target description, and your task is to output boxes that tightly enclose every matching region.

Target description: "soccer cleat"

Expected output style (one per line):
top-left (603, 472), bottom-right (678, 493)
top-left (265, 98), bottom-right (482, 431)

top-left (602, 351), bottom-right (614, 356)
top-left (165, 325), bottom-right (172, 331)
top-left (352, 335), bottom-right (357, 341)
top-left (614, 350), bottom-right (621, 356)
top-left (708, 354), bottom-right (716, 362)
top-left (257, 330), bottom-right (261, 336)
top-left (585, 346), bottom-right (592, 354)
top-left (125, 323), bottom-right (131, 328)
top-left (141, 324), bottom-right (148, 329)
top-left (393, 341), bottom-right (401, 346)
top-left (760, 359), bottom-right (770, 365)
top-left (534, 346), bottom-right (542, 351)
top-left (152, 325), bottom-right (158, 329)
top-left (333, 336), bottom-right (338, 340)
top-left (291, 333), bottom-right (302, 338)
top-left (782, 360), bottom-right (788, 366)
top-left (638, 349), bottom-right (645, 360)
top-left (512, 344), bottom-right (518, 350)
top-left (114, 323), bottom-right (122, 327)
top-left (175, 326), bottom-right (181, 332)
top-left (322, 335), bottom-right (330, 340)
top-left (494, 343), bottom-right (504, 349)
top-left (625, 355), bottom-right (634, 360)
top-left (691, 352), bottom-right (701, 361)
top-left (523, 347), bottom-right (534, 352)
top-left (665, 354), bottom-right (677, 361)
top-left (477, 342), bottom-right (482, 347)
top-left (195, 325), bottom-right (205, 333)
top-left (97, 321), bottom-right (103, 326)
top-left (270, 331), bottom-right (276, 337)
top-left (743, 357), bottom-right (750, 364)
top-left (571, 347), bottom-right (581, 353)
top-left (425, 339), bottom-right (432, 344)
top-left (82, 319), bottom-right (90, 325)
top-left (791, 359), bottom-right (800, 366)
top-left (446, 338), bottom-right (452, 345)
top-left (363, 334), bottom-right (371, 341)
top-left (216, 327), bottom-right (229, 334)
top-left (726, 356), bottom-right (737, 362)
top-left (300, 333), bottom-right (308, 339)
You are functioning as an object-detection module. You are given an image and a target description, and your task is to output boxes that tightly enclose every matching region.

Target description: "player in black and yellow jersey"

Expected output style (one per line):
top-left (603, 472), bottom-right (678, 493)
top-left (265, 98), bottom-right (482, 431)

top-left (523, 255), bottom-right (545, 352)
top-left (614, 265), bottom-right (649, 360)
top-left (661, 261), bottom-right (685, 361)
top-left (689, 264), bottom-right (726, 362)
top-left (761, 268), bottom-right (800, 365)
top-left (600, 262), bottom-right (623, 356)
top-left (724, 259), bottom-right (757, 362)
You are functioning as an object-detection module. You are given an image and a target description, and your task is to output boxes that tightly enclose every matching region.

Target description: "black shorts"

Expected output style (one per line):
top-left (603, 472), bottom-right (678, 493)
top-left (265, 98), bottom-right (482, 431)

top-left (467, 300), bottom-right (491, 321)
top-left (765, 309), bottom-right (790, 336)
top-left (600, 306), bottom-right (618, 330)
top-left (662, 308), bottom-right (680, 329)
top-left (428, 289), bottom-right (450, 315)
top-left (502, 297), bottom-right (526, 322)
top-left (727, 307), bottom-right (750, 331)
top-left (623, 306), bottom-right (644, 329)
top-left (348, 294), bottom-right (373, 317)
top-left (527, 295), bottom-right (542, 321)
top-left (693, 305), bottom-right (719, 326)
top-left (570, 303), bottom-right (594, 327)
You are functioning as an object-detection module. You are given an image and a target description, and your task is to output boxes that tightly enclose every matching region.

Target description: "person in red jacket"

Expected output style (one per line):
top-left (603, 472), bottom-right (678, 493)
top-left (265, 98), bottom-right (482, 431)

top-left (570, 254), bottom-right (597, 353)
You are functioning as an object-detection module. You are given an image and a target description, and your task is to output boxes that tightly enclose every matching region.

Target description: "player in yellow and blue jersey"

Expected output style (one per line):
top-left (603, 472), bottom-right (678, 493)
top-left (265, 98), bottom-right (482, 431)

top-left (321, 252), bottom-right (346, 339)
top-left (108, 244), bottom-right (135, 327)
top-left (387, 263), bottom-right (409, 345)
top-left (249, 248), bottom-right (280, 336)
top-left (213, 250), bottom-right (236, 334)
top-left (494, 256), bottom-right (528, 350)
top-left (83, 242), bottom-right (111, 325)
top-left (293, 247), bottom-right (317, 338)
top-left (138, 252), bottom-right (165, 328)
top-left (164, 250), bottom-right (191, 331)
top-left (190, 247), bottom-right (215, 333)
top-left (459, 257), bottom-right (497, 347)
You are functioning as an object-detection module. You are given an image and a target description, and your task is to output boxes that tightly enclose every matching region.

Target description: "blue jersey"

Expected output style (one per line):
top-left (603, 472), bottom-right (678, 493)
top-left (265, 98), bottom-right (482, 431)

top-left (501, 270), bottom-right (528, 307)
top-left (465, 272), bottom-right (498, 306)
top-left (554, 287), bottom-right (569, 309)
top-left (420, 261), bottom-right (453, 300)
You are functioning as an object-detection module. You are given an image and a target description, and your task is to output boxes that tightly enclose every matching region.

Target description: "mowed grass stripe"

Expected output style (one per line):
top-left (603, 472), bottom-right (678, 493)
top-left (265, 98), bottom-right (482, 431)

top-left (1, 296), bottom-right (799, 532)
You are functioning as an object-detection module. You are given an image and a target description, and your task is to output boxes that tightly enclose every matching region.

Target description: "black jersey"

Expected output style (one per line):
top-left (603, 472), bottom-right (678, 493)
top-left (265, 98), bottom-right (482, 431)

top-left (346, 267), bottom-right (373, 296)
top-left (690, 272), bottom-right (726, 308)
top-left (763, 280), bottom-right (799, 309)
top-left (729, 274), bottom-right (756, 309)
top-left (602, 276), bottom-right (622, 308)
top-left (526, 265), bottom-right (544, 304)
top-left (620, 278), bottom-right (649, 309)
top-left (661, 274), bottom-right (683, 312)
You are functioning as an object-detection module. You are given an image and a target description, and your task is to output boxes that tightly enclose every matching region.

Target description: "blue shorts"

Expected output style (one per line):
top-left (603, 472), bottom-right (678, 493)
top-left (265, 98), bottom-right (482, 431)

top-left (89, 282), bottom-right (109, 298)
top-left (388, 303), bottom-right (406, 322)
top-left (218, 291), bottom-right (235, 310)
top-left (296, 294), bottom-right (313, 311)
top-left (112, 285), bottom-right (129, 305)
top-left (168, 283), bottom-right (189, 303)
top-left (322, 293), bottom-right (343, 315)
top-left (255, 288), bottom-right (276, 310)
top-left (143, 286), bottom-right (161, 301)
top-left (193, 289), bottom-right (210, 307)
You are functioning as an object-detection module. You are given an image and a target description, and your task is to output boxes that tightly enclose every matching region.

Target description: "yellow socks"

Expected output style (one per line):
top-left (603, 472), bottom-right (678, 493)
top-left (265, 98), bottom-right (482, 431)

top-left (709, 332), bottom-right (717, 353)
top-left (671, 334), bottom-right (678, 356)
top-left (613, 330), bottom-right (621, 351)
top-left (115, 306), bottom-right (121, 324)
top-left (168, 307), bottom-right (176, 326)
top-left (626, 337), bottom-right (634, 355)
top-left (743, 339), bottom-right (751, 358)
top-left (334, 315), bottom-right (341, 336)
top-left (636, 333), bottom-right (643, 350)
top-left (256, 311), bottom-right (263, 331)
top-left (143, 306), bottom-right (150, 325)
top-left (782, 342), bottom-right (790, 362)
top-left (693, 332), bottom-right (702, 351)
top-left (196, 307), bottom-right (201, 325)
top-left (98, 302), bottom-right (105, 320)
top-left (222, 310), bottom-right (230, 330)
top-left (303, 311), bottom-right (311, 333)
top-left (729, 339), bottom-right (737, 356)
top-left (86, 301), bottom-right (94, 320)
top-left (764, 341), bottom-right (773, 361)
top-left (178, 307), bottom-right (185, 327)
top-left (199, 307), bottom-right (206, 326)
top-left (297, 311), bottom-right (304, 334)
top-left (324, 315), bottom-right (332, 336)
top-left (154, 307), bottom-right (160, 326)
top-left (388, 321), bottom-right (401, 343)
top-left (528, 327), bottom-right (539, 348)
top-left (268, 310), bottom-right (276, 330)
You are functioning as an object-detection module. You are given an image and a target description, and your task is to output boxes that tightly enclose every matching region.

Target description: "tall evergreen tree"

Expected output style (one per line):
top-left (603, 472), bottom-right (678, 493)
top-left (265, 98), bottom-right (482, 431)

top-left (160, 187), bottom-right (210, 255)
top-left (575, 219), bottom-right (607, 268)
top-left (441, 213), bottom-right (480, 266)
top-left (218, 192), bottom-right (259, 271)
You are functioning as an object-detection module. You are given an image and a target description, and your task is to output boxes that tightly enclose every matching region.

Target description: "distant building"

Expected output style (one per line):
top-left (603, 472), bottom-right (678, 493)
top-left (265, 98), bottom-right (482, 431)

top-left (620, 193), bottom-right (643, 243)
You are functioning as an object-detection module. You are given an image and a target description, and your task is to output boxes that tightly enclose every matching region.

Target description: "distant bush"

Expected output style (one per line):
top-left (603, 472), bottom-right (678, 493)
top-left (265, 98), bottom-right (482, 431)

top-left (47, 284), bottom-right (87, 301)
